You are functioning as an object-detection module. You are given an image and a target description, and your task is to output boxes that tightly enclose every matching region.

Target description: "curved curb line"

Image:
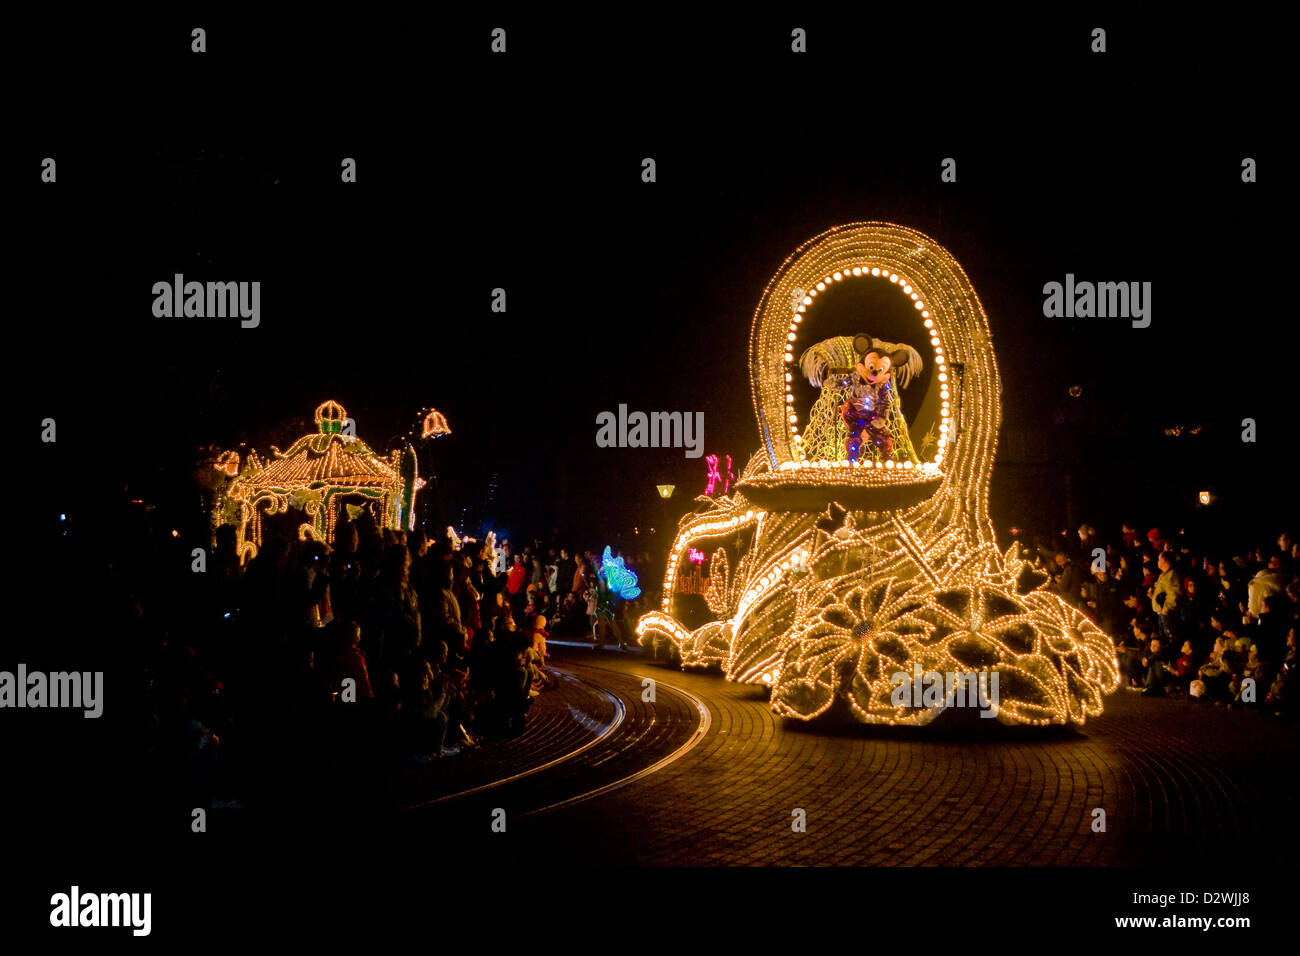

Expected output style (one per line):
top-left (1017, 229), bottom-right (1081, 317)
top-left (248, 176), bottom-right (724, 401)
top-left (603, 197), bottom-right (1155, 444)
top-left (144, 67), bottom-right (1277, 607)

top-left (517, 667), bottom-right (712, 819)
top-left (403, 668), bottom-right (624, 810)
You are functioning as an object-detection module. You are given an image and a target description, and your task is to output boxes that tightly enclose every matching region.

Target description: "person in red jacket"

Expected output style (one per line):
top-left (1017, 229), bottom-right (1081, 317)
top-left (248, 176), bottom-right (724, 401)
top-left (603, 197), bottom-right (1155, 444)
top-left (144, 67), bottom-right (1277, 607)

top-left (1121, 522), bottom-right (1142, 550)
top-left (506, 553), bottom-right (527, 623)
top-left (1172, 639), bottom-right (1198, 687)
top-left (506, 553), bottom-right (526, 593)
top-left (572, 554), bottom-right (589, 595)
top-left (333, 620), bottom-right (373, 700)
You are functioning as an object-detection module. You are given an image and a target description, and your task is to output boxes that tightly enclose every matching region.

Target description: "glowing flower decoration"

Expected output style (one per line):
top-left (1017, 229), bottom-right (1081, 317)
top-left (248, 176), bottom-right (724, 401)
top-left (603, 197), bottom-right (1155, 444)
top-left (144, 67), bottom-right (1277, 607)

top-left (997, 590), bottom-right (1120, 724)
top-left (773, 576), bottom-right (938, 723)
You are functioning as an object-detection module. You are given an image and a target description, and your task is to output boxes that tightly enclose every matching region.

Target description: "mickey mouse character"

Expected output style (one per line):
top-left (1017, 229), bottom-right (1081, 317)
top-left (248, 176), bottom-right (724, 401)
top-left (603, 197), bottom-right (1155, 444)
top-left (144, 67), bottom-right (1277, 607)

top-left (840, 333), bottom-right (918, 463)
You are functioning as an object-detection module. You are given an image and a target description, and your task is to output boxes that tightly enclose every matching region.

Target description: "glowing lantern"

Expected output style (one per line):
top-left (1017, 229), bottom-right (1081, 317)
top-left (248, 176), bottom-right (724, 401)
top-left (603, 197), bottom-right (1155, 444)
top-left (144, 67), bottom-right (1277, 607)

top-left (213, 450), bottom-right (241, 477)
top-left (421, 409), bottom-right (451, 438)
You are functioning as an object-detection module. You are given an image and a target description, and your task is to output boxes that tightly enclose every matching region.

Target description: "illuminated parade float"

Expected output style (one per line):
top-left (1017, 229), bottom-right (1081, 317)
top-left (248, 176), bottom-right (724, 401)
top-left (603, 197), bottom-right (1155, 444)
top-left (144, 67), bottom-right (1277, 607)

top-left (638, 223), bottom-right (1121, 726)
top-left (213, 400), bottom-right (421, 560)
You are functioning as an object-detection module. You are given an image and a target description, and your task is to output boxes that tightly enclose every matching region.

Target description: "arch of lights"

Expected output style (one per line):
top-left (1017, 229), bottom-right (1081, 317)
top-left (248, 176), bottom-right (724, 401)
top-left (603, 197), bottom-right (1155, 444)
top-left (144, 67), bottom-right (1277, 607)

top-left (638, 223), bottom-right (1121, 726)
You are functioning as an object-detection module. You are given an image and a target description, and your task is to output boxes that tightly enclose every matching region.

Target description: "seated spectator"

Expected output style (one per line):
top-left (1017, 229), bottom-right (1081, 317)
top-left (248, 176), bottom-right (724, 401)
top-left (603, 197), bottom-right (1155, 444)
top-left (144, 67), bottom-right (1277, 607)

top-left (1197, 636), bottom-right (1234, 703)
top-left (483, 590), bottom-right (512, 631)
top-left (1230, 645), bottom-right (1269, 709)
top-left (1140, 636), bottom-right (1177, 697)
top-left (1253, 593), bottom-right (1290, 661)
top-left (330, 620), bottom-right (374, 702)
top-left (435, 635), bottom-right (479, 749)
top-left (1170, 639), bottom-right (1198, 690)
top-left (554, 590), bottom-right (585, 636)
top-left (1265, 627), bottom-right (1296, 716)
top-left (400, 649), bottom-right (456, 760)
top-left (1226, 628), bottom-right (1252, 657)
top-left (523, 585), bottom-right (543, 619)
top-left (1082, 566), bottom-right (1124, 636)
top-left (489, 614), bottom-right (530, 736)
top-left (1115, 619), bottom-right (1149, 688)
top-left (539, 589), bottom-right (557, 622)
top-left (373, 666), bottom-right (402, 731)
top-left (1247, 555), bottom-right (1287, 618)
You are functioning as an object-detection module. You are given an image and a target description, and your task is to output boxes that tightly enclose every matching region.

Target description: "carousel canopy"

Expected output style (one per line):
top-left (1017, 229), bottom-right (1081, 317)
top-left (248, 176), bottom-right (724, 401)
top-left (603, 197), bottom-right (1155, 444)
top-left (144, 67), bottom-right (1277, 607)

top-left (218, 400), bottom-right (416, 554)
top-left (234, 400), bottom-right (400, 491)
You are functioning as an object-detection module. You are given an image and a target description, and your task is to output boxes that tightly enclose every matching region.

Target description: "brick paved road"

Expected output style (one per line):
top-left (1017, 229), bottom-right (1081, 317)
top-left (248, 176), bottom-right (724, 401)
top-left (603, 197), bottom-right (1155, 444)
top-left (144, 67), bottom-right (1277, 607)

top-left (13, 643), bottom-right (1290, 946)
top-left (406, 651), bottom-right (703, 831)
top-left (419, 644), bottom-right (1296, 866)
top-left (398, 668), bottom-right (622, 809)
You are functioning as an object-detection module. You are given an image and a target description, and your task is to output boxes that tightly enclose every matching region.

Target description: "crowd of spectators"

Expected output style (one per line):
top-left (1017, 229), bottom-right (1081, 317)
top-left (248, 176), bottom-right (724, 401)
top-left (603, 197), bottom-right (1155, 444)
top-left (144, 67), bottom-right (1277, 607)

top-left (124, 506), bottom-right (1297, 816)
top-left (1033, 523), bottom-right (1298, 715)
top-left (130, 516), bottom-right (651, 810)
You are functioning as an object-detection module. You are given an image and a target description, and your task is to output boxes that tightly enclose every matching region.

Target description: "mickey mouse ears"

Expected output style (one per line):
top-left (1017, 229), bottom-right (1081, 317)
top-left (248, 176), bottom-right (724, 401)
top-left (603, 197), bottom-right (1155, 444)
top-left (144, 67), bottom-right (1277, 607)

top-left (740, 221), bottom-right (1001, 513)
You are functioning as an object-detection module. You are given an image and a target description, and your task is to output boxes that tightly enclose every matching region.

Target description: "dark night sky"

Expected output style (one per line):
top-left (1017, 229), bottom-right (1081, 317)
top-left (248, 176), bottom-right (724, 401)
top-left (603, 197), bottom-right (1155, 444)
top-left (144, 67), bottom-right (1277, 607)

top-left (13, 12), bottom-right (1292, 554)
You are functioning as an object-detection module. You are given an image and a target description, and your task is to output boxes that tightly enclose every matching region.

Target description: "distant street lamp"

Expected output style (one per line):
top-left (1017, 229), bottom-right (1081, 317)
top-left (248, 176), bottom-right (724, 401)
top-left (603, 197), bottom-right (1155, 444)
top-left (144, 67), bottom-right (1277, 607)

top-left (1198, 490), bottom-right (1213, 506)
top-left (657, 484), bottom-right (675, 499)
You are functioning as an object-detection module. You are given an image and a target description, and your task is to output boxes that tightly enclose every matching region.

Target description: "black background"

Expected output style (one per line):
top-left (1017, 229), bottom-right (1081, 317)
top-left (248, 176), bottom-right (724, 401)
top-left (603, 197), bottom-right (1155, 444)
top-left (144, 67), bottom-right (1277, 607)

top-left (5, 9), bottom-right (1291, 944)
